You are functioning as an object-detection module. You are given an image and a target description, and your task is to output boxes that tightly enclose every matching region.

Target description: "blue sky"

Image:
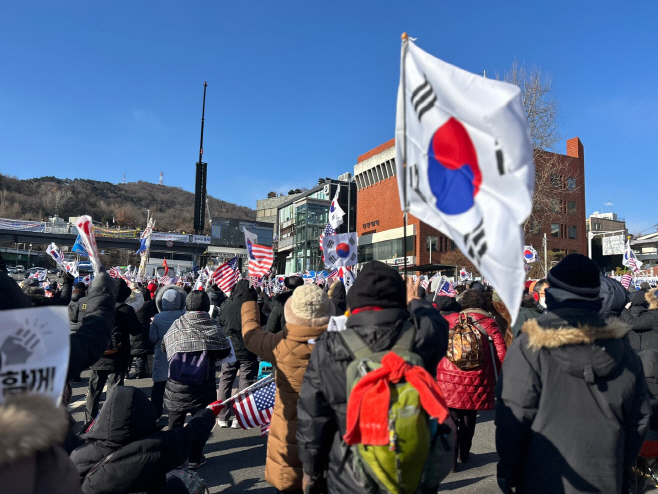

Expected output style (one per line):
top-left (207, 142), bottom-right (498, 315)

top-left (1, 2), bottom-right (656, 233)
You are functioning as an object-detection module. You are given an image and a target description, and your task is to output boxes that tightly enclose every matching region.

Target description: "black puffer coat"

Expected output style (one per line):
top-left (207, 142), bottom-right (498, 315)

top-left (622, 288), bottom-right (658, 351)
top-left (69, 288), bottom-right (87, 331)
top-left (131, 288), bottom-right (158, 356)
top-left (265, 290), bottom-right (294, 334)
top-left (71, 386), bottom-right (215, 494)
top-left (206, 284), bottom-right (226, 319)
top-left (328, 281), bottom-right (346, 314)
top-left (219, 279), bottom-right (258, 361)
top-left (296, 299), bottom-right (449, 493)
top-left (90, 280), bottom-right (142, 372)
top-left (495, 308), bottom-right (650, 494)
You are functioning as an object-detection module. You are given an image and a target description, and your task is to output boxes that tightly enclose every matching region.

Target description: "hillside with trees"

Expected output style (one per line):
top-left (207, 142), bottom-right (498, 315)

top-left (0, 175), bottom-right (255, 233)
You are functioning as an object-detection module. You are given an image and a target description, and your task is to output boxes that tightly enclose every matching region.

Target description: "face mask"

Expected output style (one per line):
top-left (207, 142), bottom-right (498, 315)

top-left (538, 296), bottom-right (547, 309)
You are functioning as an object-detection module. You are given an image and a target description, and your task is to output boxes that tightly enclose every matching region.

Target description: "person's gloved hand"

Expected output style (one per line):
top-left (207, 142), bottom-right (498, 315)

top-left (303, 473), bottom-right (327, 494)
top-left (206, 401), bottom-right (226, 417)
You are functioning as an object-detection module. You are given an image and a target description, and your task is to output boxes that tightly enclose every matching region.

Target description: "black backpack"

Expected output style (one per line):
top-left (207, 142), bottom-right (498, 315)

top-left (105, 303), bottom-right (127, 355)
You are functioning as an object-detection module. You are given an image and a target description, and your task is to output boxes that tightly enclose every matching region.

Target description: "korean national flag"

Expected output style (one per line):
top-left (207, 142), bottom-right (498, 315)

top-left (322, 233), bottom-right (357, 269)
top-left (328, 185), bottom-right (345, 230)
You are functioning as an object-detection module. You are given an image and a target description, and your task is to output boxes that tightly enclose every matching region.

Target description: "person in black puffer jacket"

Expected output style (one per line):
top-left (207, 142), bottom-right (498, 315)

top-left (495, 254), bottom-right (650, 494)
top-left (23, 272), bottom-right (74, 307)
top-left (68, 282), bottom-right (87, 332)
top-left (296, 261), bottom-right (450, 494)
top-left (266, 276), bottom-right (304, 334)
top-left (328, 280), bottom-right (346, 314)
top-left (622, 288), bottom-right (658, 351)
top-left (71, 386), bottom-right (219, 493)
top-left (206, 283), bottom-right (226, 320)
top-left (85, 279), bottom-right (142, 422)
top-left (163, 290), bottom-right (231, 468)
top-left (128, 287), bottom-right (158, 379)
top-left (217, 280), bottom-right (261, 427)
top-left (599, 275), bottom-right (630, 319)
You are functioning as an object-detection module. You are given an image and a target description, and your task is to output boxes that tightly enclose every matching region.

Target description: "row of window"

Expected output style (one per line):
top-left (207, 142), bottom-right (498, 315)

top-left (551, 224), bottom-right (578, 239)
top-left (550, 199), bottom-right (577, 215)
top-left (355, 159), bottom-right (396, 190)
top-left (550, 174), bottom-right (577, 191)
top-left (358, 237), bottom-right (414, 263)
top-left (256, 208), bottom-right (277, 218)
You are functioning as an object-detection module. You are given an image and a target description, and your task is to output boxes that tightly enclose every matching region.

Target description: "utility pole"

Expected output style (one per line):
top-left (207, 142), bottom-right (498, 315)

top-left (543, 233), bottom-right (548, 277)
top-left (193, 82), bottom-right (208, 235)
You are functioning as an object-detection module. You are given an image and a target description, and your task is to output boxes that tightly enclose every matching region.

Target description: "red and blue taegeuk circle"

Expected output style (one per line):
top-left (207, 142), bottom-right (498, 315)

top-left (427, 117), bottom-right (482, 215)
top-left (336, 243), bottom-right (350, 258)
top-left (524, 249), bottom-right (535, 261)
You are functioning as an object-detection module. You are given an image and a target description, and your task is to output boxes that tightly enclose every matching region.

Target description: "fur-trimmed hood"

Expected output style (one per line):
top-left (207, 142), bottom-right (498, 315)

top-left (521, 317), bottom-right (631, 382)
top-left (647, 288), bottom-right (658, 310)
top-left (0, 393), bottom-right (69, 465)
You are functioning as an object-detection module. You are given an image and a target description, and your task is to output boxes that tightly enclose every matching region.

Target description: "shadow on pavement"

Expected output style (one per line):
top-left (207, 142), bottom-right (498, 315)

top-left (205, 433), bottom-right (267, 455)
top-left (465, 451), bottom-right (499, 468)
top-left (439, 475), bottom-right (491, 491)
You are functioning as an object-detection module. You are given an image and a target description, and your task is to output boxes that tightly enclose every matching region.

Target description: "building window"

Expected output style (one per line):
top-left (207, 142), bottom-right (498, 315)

top-left (531, 221), bottom-right (541, 235)
top-left (567, 201), bottom-right (576, 215)
top-left (567, 177), bottom-right (576, 191)
top-left (551, 174), bottom-right (561, 189)
top-left (568, 226), bottom-right (577, 239)
top-left (550, 198), bottom-right (560, 212)
top-left (551, 223), bottom-right (560, 238)
top-left (594, 222), bottom-right (601, 231)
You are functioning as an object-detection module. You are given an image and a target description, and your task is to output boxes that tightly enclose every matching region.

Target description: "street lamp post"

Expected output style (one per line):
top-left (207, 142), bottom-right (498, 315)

top-left (15, 242), bottom-right (23, 267)
top-left (28, 244), bottom-right (32, 268)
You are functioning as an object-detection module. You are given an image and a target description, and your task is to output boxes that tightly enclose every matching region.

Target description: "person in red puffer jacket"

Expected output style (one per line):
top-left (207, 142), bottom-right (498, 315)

top-left (437, 289), bottom-right (506, 470)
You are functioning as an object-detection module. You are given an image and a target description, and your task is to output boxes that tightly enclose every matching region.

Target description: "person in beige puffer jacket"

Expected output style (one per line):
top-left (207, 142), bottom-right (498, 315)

top-left (241, 283), bottom-right (334, 494)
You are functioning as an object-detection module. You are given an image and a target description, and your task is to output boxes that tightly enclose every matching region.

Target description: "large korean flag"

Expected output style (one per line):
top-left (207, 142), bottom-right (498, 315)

top-left (395, 40), bottom-right (534, 323)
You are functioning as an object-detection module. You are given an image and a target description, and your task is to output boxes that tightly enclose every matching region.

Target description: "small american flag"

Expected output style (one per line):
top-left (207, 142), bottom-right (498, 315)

top-left (159, 275), bottom-right (172, 285)
top-left (250, 276), bottom-right (263, 287)
top-left (213, 257), bottom-right (239, 293)
top-left (319, 223), bottom-right (336, 260)
top-left (327, 269), bottom-right (340, 284)
top-left (437, 277), bottom-right (456, 297)
top-left (233, 378), bottom-right (275, 430)
top-left (621, 273), bottom-right (633, 289)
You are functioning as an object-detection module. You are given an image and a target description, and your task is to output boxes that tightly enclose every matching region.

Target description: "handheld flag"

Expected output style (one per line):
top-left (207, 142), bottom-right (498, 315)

top-left (72, 234), bottom-right (89, 257)
top-left (233, 378), bottom-right (275, 430)
top-left (46, 242), bottom-right (65, 268)
top-left (623, 240), bottom-right (642, 273)
top-left (248, 244), bottom-right (274, 278)
top-left (328, 185), bottom-right (345, 229)
top-left (162, 259), bottom-right (169, 276)
top-left (322, 233), bottom-right (358, 269)
top-left (212, 257), bottom-right (240, 293)
top-left (243, 228), bottom-right (259, 255)
top-left (395, 38), bottom-right (534, 324)
top-left (74, 216), bottom-right (101, 274)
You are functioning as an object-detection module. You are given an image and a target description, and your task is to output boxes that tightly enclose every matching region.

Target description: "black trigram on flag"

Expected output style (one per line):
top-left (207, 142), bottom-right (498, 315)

top-left (410, 75), bottom-right (437, 122)
top-left (328, 254), bottom-right (337, 264)
top-left (326, 239), bottom-right (335, 249)
top-left (348, 236), bottom-right (356, 246)
top-left (463, 219), bottom-right (487, 262)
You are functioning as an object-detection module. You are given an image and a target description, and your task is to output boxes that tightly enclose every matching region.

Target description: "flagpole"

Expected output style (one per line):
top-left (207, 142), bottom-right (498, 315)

top-left (400, 32), bottom-right (410, 278)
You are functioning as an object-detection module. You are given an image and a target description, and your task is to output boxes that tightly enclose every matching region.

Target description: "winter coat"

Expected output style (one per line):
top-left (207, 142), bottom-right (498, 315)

top-left (206, 285), bottom-right (226, 319)
top-left (622, 288), bottom-right (658, 351)
top-left (600, 275), bottom-right (630, 319)
top-left (149, 286), bottom-right (187, 383)
top-left (328, 281), bottom-right (346, 314)
top-left (68, 288), bottom-right (87, 331)
top-left (219, 279), bottom-right (258, 361)
top-left (266, 290), bottom-right (294, 334)
top-left (0, 393), bottom-right (82, 494)
top-left (432, 294), bottom-right (461, 315)
top-left (131, 290), bottom-right (158, 357)
top-left (511, 297), bottom-right (544, 339)
top-left (163, 313), bottom-right (231, 413)
top-left (90, 301), bottom-right (142, 372)
top-left (437, 309), bottom-right (506, 410)
top-left (495, 308), bottom-right (651, 494)
top-left (242, 300), bottom-right (327, 491)
top-left (296, 299), bottom-right (449, 493)
top-left (71, 386), bottom-right (215, 494)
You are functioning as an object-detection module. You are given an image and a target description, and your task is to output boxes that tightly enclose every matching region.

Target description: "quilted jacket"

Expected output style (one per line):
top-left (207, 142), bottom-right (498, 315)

top-left (437, 309), bottom-right (506, 410)
top-left (241, 300), bottom-right (328, 491)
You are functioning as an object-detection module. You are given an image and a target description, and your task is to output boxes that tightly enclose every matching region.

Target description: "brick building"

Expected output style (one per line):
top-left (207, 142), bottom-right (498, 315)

top-left (524, 138), bottom-right (587, 257)
top-left (353, 139), bottom-right (454, 270)
top-left (353, 136), bottom-right (587, 269)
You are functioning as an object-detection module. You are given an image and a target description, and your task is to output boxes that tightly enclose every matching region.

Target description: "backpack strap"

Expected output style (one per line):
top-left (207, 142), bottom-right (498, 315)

top-left (340, 328), bottom-right (373, 361)
top-left (391, 321), bottom-right (416, 353)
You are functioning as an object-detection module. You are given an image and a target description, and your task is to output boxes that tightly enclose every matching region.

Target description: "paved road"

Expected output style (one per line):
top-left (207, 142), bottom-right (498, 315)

top-left (68, 372), bottom-right (502, 493)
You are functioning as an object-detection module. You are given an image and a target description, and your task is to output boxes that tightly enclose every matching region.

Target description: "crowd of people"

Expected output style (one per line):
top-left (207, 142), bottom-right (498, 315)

top-left (0, 252), bottom-right (656, 493)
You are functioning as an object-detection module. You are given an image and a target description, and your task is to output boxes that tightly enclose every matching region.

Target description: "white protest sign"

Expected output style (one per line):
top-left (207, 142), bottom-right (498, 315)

top-left (0, 306), bottom-right (70, 405)
top-left (217, 339), bottom-right (237, 366)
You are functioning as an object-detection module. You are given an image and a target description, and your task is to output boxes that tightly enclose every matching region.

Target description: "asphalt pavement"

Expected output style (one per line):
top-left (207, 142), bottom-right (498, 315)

top-left (68, 372), bottom-right (502, 494)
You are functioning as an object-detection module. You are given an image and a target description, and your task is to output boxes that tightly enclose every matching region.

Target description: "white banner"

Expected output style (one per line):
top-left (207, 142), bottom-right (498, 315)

top-left (602, 234), bottom-right (625, 256)
top-left (151, 233), bottom-right (190, 242)
top-left (0, 307), bottom-right (70, 405)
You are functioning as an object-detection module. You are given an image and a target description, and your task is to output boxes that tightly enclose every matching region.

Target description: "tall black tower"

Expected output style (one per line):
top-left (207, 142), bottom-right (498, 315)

top-left (194, 82), bottom-right (208, 235)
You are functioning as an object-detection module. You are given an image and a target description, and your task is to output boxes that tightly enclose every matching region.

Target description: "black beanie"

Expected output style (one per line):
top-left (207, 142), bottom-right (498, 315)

top-left (285, 276), bottom-right (304, 290)
top-left (547, 254), bottom-right (601, 299)
top-left (346, 261), bottom-right (406, 310)
top-left (114, 279), bottom-right (132, 303)
top-left (186, 290), bottom-right (211, 312)
top-left (74, 282), bottom-right (86, 290)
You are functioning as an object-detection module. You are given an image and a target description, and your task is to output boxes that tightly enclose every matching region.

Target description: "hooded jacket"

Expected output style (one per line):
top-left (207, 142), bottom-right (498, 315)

top-left (495, 308), bottom-right (650, 494)
top-left (621, 288), bottom-right (658, 351)
top-left (131, 288), bottom-right (158, 356)
top-left (0, 394), bottom-right (82, 494)
top-left (149, 286), bottom-right (187, 382)
top-left (511, 296), bottom-right (544, 339)
top-left (265, 290), bottom-right (294, 334)
top-left (205, 285), bottom-right (226, 319)
top-left (242, 297), bottom-right (331, 491)
top-left (437, 309), bottom-right (506, 410)
top-left (296, 299), bottom-right (449, 494)
top-left (328, 281), bottom-right (346, 314)
top-left (71, 386), bottom-right (215, 494)
top-left (219, 280), bottom-right (258, 361)
top-left (89, 280), bottom-right (142, 372)
top-left (69, 288), bottom-right (87, 332)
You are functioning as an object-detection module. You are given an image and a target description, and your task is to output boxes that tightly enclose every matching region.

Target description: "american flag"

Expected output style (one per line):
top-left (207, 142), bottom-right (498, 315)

top-left (315, 271), bottom-right (326, 286)
top-left (261, 424), bottom-right (270, 436)
top-left (319, 223), bottom-right (336, 261)
top-left (212, 257), bottom-right (239, 293)
top-left (327, 269), bottom-right (340, 284)
top-left (159, 275), bottom-right (172, 285)
top-left (248, 244), bottom-right (274, 278)
top-left (233, 377), bottom-right (275, 430)
top-left (419, 275), bottom-right (429, 290)
top-left (250, 276), bottom-right (263, 287)
top-left (436, 277), bottom-right (456, 297)
top-left (621, 273), bottom-right (633, 289)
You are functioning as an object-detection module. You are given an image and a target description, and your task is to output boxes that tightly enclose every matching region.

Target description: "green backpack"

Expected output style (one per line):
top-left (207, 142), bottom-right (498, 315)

top-left (340, 322), bottom-right (454, 494)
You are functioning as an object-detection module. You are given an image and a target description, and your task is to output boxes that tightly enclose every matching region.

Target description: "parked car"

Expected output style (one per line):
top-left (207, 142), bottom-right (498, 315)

top-left (7, 267), bottom-right (17, 274)
top-left (15, 265), bottom-right (25, 273)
